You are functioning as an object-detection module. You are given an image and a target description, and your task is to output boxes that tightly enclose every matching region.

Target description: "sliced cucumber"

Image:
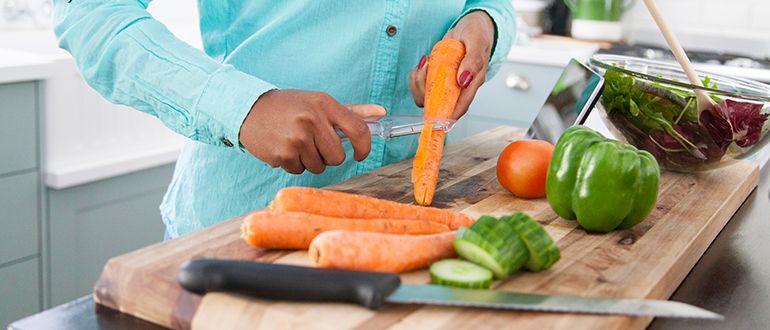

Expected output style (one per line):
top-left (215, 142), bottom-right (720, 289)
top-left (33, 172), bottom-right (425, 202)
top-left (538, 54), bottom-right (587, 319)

top-left (430, 259), bottom-right (493, 289)
top-left (452, 216), bottom-right (529, 279)
top-left (502, 213), bottom-right (561, 272)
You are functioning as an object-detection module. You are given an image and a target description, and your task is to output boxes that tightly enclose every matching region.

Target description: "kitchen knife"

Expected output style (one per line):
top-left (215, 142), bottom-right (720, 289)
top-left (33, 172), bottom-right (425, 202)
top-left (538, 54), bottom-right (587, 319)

top-left (177, 259), bottom-right (722, 320)
top-left (336, 115), bottom-right (457, 141)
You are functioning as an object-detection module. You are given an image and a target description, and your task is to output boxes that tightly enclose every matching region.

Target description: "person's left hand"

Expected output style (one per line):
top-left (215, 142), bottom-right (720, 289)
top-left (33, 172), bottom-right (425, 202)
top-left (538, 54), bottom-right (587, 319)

top-left (409, 11), bottom-right (496, 120)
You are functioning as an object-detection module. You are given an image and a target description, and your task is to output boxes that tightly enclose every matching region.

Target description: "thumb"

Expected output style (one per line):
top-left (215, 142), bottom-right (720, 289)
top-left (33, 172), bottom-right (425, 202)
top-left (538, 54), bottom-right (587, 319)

top-left (346, 104), bottom-right (387, 118)
top-left (456, 49), bottom-right (485, 89)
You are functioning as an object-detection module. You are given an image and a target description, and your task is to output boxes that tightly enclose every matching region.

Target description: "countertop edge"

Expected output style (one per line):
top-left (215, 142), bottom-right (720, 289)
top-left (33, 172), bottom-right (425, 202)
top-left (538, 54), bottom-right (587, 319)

top-left (45, 143), bottom-right (182, 189)
top-left (0, 49), bottom-right (56, 84)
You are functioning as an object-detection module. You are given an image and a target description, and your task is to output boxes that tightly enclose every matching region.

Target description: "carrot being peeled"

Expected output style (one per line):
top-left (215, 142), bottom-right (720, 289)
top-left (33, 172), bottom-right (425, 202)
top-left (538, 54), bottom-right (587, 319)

top-left (412, 39), bottom-right (465, 206)
top-left (309, 230), bottom-right (457, 273)
top-left (412, 129), bottom-right (446, 206)
top-left (271, 187), bottom-right (474, 229)
top-left (241, 210), bottom-right (451, 250)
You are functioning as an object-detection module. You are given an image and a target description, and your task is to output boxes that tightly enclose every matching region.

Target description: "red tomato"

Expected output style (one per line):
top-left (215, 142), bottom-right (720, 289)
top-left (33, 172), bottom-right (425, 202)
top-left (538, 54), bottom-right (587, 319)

top-left (496, 139), bottom-right (554, 198)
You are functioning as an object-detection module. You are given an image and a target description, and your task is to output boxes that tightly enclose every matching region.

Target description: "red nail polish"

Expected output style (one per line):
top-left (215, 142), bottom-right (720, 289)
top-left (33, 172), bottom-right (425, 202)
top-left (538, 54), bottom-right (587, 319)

top-left (417, 55), bottom-right (427, 70)
top-left (459, 70), bottom-right (473, 88)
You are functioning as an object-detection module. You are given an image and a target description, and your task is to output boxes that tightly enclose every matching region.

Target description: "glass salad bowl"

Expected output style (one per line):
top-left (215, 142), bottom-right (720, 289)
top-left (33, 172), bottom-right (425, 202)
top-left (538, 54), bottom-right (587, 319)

top-left (590, 54), bottom-right (770, 172)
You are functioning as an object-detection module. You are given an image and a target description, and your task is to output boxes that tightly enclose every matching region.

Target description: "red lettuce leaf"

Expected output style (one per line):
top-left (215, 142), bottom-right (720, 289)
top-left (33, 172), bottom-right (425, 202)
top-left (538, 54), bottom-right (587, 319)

top-left (726, 100), bottom-right (768, 147)
top-left (700, 99), bottom-right (768, 149)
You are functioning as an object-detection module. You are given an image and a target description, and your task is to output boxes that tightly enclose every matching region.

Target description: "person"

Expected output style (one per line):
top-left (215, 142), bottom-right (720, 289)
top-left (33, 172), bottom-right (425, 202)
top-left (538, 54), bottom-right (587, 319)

top-left (52, 1), bottom-right (516, 239)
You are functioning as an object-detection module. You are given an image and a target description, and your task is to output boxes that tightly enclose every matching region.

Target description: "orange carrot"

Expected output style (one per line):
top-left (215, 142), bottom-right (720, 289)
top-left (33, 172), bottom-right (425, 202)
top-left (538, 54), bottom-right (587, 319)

top-left (412, 39), bottom-right (465, 206)
top-left (308, 230), bottom-right (457, 273)
top-left (241, 210), bottom-right (451, 250)
top-left (271, 187), bottom-right (474, 229)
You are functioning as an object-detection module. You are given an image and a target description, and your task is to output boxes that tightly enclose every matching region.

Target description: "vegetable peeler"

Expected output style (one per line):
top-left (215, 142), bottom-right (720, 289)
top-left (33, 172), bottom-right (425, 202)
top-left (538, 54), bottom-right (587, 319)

top-left (336, 115), bottom-right (457, 141)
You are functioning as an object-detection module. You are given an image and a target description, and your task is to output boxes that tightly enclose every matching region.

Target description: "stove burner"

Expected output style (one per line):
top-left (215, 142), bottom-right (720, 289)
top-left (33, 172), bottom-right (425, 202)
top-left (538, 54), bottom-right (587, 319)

top-left (599, 43), bottom-right (770, 70)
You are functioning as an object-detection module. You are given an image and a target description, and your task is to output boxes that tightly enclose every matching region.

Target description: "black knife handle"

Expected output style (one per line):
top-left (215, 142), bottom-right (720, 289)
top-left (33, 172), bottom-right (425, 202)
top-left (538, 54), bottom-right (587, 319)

top-left (177, 259), bottom-right (401, 309)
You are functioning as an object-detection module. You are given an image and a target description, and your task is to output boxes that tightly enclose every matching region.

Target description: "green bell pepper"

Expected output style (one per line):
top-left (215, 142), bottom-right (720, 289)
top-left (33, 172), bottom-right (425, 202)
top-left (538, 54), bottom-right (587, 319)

top-left (546, 126), bottom-right (660, 232)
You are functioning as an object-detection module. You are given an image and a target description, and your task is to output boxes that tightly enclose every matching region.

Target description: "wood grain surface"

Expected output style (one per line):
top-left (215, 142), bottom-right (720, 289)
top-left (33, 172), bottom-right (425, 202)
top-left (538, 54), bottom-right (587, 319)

top-left (92, 127), bottom-right (759, 330)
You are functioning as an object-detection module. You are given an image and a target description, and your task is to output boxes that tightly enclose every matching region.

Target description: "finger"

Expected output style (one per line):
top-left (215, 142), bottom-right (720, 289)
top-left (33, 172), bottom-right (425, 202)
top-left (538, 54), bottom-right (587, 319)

top-left (299, 141), bottom-right (326, 174)
top-left (457, 55), bottom-right (485, 91)
top-left (410, 55), bottom-right (428, 107)
top-left (409, 69), bottom-right (423, 107)
top-left (280, 155), bottom-right (305, 175)
top-left (346, 104), bottom-right (386, 118)
top-left (452, 75), bottom-right (484, 119)
top-left (329, 104), bottom-right (372, 162)
top-left (315, 123), bottom-right (347, 166)
top-left (453, 37), bottom-right (489, 119)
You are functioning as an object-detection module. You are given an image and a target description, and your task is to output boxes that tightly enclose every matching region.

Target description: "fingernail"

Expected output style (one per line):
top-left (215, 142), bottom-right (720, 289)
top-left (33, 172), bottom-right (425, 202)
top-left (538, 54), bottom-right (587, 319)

top-left (417, 55), bottom-right (427, 70)
top-left (459, 70), bottom-right (473, 88)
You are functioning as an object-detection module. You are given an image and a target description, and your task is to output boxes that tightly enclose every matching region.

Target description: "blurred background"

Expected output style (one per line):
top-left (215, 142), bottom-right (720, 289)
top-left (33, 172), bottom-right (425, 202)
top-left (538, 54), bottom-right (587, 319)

top-left (0, 0), bottom-right (768, 326)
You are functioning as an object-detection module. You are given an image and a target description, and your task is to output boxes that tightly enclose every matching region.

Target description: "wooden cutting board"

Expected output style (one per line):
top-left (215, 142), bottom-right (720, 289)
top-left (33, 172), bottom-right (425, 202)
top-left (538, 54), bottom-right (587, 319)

top-left (93, 127), bottom-right (760, 330)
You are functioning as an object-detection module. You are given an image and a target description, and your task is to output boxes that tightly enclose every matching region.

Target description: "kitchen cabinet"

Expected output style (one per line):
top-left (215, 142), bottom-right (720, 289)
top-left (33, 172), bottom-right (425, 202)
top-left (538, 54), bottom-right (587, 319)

top-left (0, 172), bottom-right (40, 265)
top-left (0, 82), bottom-right (38, 174)
top-left (0, 82), bottom-right (43, 327)
top-left (0, 78), bottom-right (175, 316)
top-left (452, 62), bottom-right (564, 140)
top-left (47, 164), bottom-right (173, 305)
top-left (0, 258), bottom-right (41, 328)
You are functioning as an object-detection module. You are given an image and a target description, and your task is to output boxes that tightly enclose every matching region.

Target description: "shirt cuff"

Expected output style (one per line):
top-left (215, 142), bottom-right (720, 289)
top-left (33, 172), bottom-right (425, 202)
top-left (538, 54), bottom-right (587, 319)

top-left (194, 65), bottom-right (276, 153)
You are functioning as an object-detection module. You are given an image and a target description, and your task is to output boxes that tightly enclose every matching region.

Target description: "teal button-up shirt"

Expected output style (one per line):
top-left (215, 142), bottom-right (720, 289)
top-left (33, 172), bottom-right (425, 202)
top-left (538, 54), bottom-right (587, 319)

top-left (53, 1), bottom-right (515, 238)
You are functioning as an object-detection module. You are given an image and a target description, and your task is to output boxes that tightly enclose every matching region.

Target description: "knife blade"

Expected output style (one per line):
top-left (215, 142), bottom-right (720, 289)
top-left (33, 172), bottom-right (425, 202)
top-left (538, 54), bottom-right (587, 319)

top-left (177, 259), bottom-right (722, 320)
top-left (336, 115), bottom-right (457, 141)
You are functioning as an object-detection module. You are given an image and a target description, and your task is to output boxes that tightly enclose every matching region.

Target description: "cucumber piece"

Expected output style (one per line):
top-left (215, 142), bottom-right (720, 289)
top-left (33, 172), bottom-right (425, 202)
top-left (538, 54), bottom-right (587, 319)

top-left (430, 259), bottom-right (493, 289)
top-left (502, 213), bottom-right (561, 272)
top-left (452, 216), bottom-right (529, 279)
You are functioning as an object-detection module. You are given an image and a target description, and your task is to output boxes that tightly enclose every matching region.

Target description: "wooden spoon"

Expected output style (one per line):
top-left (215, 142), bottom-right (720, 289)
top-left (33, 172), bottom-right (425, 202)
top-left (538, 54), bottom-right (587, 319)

top-left (642, 0), bottom-right (717, 112)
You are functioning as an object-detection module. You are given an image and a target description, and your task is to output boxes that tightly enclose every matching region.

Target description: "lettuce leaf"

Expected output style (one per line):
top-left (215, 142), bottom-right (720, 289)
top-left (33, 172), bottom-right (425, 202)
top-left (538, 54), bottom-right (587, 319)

top-left (700, 99), bottom-right (769, 148)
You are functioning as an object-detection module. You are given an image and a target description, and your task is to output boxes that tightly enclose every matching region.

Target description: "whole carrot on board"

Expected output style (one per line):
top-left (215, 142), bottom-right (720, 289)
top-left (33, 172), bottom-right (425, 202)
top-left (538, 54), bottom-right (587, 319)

top-left (241, 210), bottom-right (451, 250)
top-left (412, 39), bottom-right (465, 206)
top-left (271, 187), bottom-right (474, 229)
top-left (309, 230), bottom-right (457, 273)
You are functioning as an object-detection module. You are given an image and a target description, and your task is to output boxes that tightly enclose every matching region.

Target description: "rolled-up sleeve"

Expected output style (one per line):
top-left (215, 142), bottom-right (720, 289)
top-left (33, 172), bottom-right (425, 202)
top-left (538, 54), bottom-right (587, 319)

top-left (52, 0), bottom-right (274, 152)
top-left (453, 0), bottom-right (517, 79)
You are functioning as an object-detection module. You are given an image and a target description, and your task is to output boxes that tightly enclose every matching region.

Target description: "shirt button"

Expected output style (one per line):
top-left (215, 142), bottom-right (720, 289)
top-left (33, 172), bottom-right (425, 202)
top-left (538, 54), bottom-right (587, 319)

top-left (386, 25), bottom-right (397, 36)
top-left (222, 138), bottom-right (234, 147)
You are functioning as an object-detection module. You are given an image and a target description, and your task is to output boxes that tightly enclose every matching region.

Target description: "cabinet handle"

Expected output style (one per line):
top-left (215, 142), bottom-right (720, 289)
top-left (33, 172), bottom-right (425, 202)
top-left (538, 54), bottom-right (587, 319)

top-left (505, 73), bottom-right (530, 91)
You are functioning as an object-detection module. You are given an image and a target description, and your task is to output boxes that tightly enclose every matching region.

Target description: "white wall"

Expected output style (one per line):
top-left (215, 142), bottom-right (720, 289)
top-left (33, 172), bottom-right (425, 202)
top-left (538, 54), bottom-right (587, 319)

top-left (147, 0), bottom-right (199, 25)
top-left (622, 0), bottom-right (770, 57)
top-left (147, 0), bottom-right (201, 47)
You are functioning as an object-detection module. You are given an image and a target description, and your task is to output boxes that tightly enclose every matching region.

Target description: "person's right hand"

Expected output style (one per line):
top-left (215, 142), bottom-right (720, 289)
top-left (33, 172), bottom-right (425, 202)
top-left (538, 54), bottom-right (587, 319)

top-left (239, 89), bottom-right (386, 174)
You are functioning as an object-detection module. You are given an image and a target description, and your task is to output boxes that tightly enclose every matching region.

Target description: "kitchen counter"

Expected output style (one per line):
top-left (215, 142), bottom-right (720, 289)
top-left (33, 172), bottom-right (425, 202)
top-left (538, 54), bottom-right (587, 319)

top-left (0, 49), bottom-right (55, 84)
top-left (505, 37), bottom-right (600, 67)
top-left (9, 128), bottom-right (770, 330)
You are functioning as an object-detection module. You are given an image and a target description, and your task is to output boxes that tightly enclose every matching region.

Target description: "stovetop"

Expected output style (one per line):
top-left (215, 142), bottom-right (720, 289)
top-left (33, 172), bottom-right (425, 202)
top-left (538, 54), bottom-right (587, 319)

top-left (599, 43), bottom-right (770, 70)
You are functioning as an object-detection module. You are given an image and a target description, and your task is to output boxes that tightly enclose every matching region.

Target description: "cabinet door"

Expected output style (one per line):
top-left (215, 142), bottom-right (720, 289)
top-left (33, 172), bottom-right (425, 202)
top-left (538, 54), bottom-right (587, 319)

top-left (0, 258), bottom-right (40, 328)
top-left (0, 82), bottom-right (38, 174)
top-left (0, 172), bottom-right (39, 265)
top-left (48, 164), bottom-right (173, 305)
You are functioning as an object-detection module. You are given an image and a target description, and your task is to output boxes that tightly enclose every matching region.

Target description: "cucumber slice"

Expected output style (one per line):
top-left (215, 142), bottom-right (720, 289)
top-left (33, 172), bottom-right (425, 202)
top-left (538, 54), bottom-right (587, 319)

top-left (430, 259), bottom-right (493, 289)
top-left (502, 213), bottom-right (561, 272)
top-left (452, 216), bottom-right (529, 279)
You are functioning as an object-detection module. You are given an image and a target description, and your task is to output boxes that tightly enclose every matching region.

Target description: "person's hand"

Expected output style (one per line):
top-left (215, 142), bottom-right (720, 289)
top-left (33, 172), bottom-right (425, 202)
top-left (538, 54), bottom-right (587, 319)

top-left (409, 10), bottom-right (496, 119)
top-left (239, 90), bottom-right (386, 174)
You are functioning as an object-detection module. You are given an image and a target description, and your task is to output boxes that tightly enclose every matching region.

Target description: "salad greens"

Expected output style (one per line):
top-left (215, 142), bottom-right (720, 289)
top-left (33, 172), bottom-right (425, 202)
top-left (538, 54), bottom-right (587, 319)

top-left (601, 69), bottom-right (769, 170)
